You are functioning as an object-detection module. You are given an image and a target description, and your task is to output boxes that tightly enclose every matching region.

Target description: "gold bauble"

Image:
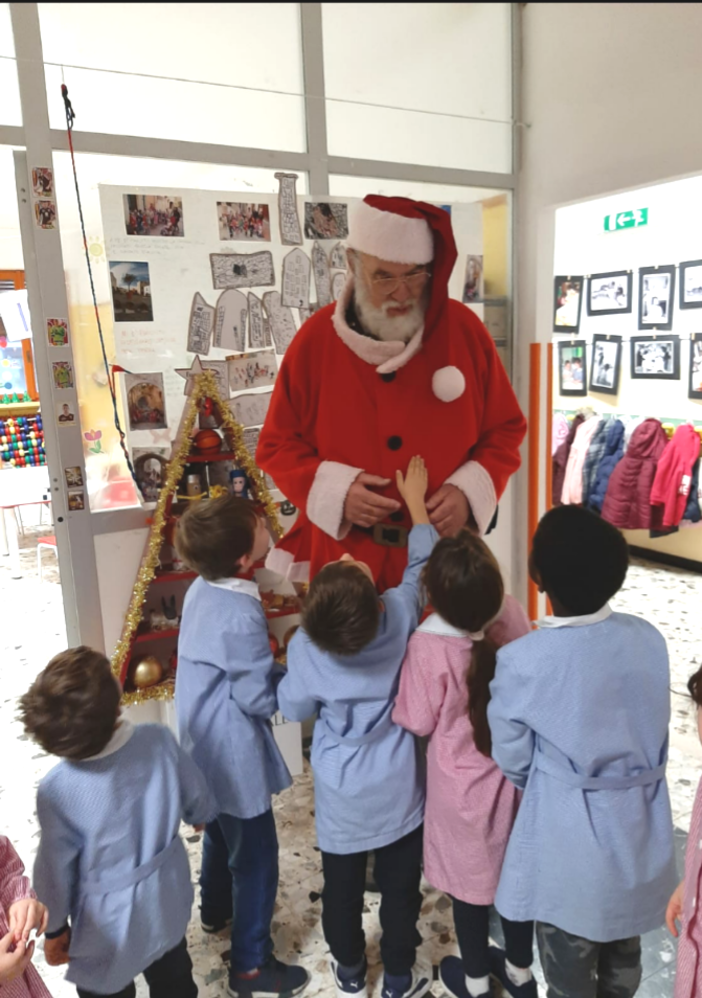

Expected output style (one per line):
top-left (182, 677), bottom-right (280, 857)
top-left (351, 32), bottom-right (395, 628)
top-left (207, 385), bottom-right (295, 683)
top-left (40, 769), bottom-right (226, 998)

top-left (133, 655), bottom-right (163, 689)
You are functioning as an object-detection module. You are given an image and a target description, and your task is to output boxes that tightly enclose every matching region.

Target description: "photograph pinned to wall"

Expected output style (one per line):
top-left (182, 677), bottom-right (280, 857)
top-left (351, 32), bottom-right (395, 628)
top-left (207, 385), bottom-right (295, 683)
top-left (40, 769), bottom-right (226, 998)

top-left (52, 361), bottom-right (74, 390)
top-left (217, 202), bottom-right (271, 242)
top-left (34, 200), bottom-right (56, 229)
top-left (590, 334), bottom-right (622, 396)
top-left (210, 251), bottom-right (275, 290)
top-left (47, 317), bottom-right (69, 347)
top-left (248, 293), bottom-right (266, 350)
top-left (304, 203), bottom-right (349, 241)
top-left (553, 276), bottom-right (584, 333)
top-left (175, 356), bottom-right (228, 397)
top-left (630, 335), bottom-right (680, 380)
top-left (638, 265), bottom-right (675, 331)
top-left (462, 255), bottom-right (484, 304)
top-left (214, 289), bottom-right (247, 352)
top-left (332, 272), bottom-right (346, 301)
top-left (31, 167), bottom-right (54, 197)
top-left (124, 372), bottom-right (167, 430)
top-left (64, 466), bottom-right (84, 489)
top-left (689, 335), bottom-right (702, 399)
top-left (123, 194), bottom-right (183, 236)
top-left (229, 390), bottom-right (273, 429)
top-left (312, 242), bottom-right (332, 307)
top-left (132, 447), bottom-right (170, 503)
top-left (281, 248), bottom-right (311, 310)
top-left (263, 291), bottom-right (297, 354)
top-left (67, 491), bottom-right (86, 511)
top-left (329, 242), bottom-right (347, 271)
top-left (56, 400), bottom-right (77, 426)
top-left (558, 340), bottom-right (587, 396)
top-left (109, 261), bottom-right (153, 322)
top-left (275, 172), bottom-right (302, 246)
top-left (187, 292), bottom-right (214, 355)
top-left (227, 350), bottom-right (278, 393)
top-left (587, 271), bottom-right (633, 316)
top-left (679, 260), bottom-right (702, 310)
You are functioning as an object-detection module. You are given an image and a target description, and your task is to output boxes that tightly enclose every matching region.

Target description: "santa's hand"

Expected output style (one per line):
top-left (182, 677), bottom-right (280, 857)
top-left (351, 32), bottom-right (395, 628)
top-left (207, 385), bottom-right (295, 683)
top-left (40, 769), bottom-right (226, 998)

top-left (426, 484), bottom-right (470, 537)
top-left (344, 474), bottom-right (401, 529)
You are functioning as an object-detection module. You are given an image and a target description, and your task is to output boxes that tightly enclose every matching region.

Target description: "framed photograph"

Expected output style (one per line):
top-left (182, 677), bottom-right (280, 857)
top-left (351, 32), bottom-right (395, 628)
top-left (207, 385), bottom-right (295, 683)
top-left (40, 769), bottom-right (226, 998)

top-left (553, 276), bottom-right (584, 333)
top-left (590, 334), bottom-right (622, 395)
top-left (689, 335), bottom-right (702, 399)
top-left (558, 340), bottom-right (587, 397)
top-left (133, 447), bottom-right (170, 503)
top-left (217, 202), bottom-right (271, 242)
top-left (630, 335), bottom-right (680, 380)
top-left (123, 194), bottom-right (184, 237)
top-left (304, 202), bottom-right (349, 241)
top-left (680, 260), bottom-right (702, 310)
top-left (587, 271), bottom-right (632, 316)
top-left (109, 261), bottom-right (153, 322)
top-left (638, 265), bottom-right (675, 330)
top-left (124, 372), bottom-right (167, 430)
top-left (462, 255), bottom-right (484, 304)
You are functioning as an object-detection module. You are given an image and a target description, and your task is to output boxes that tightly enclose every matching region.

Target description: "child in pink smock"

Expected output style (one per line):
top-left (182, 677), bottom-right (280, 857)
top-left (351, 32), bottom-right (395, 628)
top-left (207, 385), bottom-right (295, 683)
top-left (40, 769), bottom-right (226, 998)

top-left (0, 835), bottom-right (52, 997)
top-left (668, 665), bottom-right (702, 998)
top-left (393, 530), bottom-right (535, 998)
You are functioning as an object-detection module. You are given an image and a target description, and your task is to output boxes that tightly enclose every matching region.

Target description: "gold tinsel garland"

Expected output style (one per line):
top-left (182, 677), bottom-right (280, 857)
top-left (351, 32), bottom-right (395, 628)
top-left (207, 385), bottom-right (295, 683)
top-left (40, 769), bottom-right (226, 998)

top-left (112, 369), bottom-right (284, 701)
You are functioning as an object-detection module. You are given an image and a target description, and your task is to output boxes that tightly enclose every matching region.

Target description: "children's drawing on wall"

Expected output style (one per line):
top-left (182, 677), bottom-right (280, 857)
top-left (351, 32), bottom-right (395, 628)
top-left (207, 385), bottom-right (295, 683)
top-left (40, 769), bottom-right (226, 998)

top-left (229, 390), bottom-right (273, 429)
top-left (311, 242), bottom-right (332, 307)
top-left (281, 248), bottom-right (311, 310)
top-left (187, 292), bottom-right (214, 355)
top-left (262, 291), bottom-right (297, 354)
top-left (217, 202), bottom-right (271, 242)
top-left (124, 373), bottom-right (167, 430)
top-left (227, 351), bottom-right (277, 392)
top-left (275, 172), bottom-right (303, 245)
top-left (462, 255), bottom-right (484, 304)
top-left (214, 290), bottom-right (247, 351)
top-left (175, 356), bottom-right (228, 398)
top-left (123, 194), bottom-right (184, 237)
top-left (304, 203), bottom-right (349, 241)
top-left (109, 261), bottom-right (153, 322)
top-left (210, 252), bottom-right (275, 290)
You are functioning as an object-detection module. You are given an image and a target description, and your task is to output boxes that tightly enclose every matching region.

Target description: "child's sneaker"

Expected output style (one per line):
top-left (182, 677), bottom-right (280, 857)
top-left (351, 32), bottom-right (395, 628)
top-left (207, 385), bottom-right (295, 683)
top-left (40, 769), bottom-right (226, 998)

top-left (227, 956), bottom-right (310, 998)
top-left (201, 912), bottom-right (233, 934)
top-left (381, 962), bottom-right (432, 998)
top-left (439, 955), bottom-right (471, 998)
top-left (330, 957), bottom-right (368, 998)
top-left (488, 947), bottom-right (537, 998)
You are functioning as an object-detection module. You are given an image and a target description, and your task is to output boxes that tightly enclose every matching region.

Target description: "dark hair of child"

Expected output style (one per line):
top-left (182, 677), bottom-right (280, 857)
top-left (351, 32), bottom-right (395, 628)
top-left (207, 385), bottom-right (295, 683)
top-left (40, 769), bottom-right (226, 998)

top-left (19, 646), bottom-right (121, 760)
top-left (302, 562), bottom-right (380, 656)
top-left (424, 529), bottom-right (504, 758)
top-left (175, 494), bottom-right (258, 581)
top-left (530, 505), bottom-right (629, 615)
top-left (688, 667), bottom-right (702, 706)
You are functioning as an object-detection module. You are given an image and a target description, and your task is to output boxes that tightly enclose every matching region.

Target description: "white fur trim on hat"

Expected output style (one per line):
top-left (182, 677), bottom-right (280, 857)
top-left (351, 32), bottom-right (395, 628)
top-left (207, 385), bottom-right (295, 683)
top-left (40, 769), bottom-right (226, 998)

top-left (348, 201), bottom-right (434, 265)
top-left (432, 366), bottom-right (466, 402)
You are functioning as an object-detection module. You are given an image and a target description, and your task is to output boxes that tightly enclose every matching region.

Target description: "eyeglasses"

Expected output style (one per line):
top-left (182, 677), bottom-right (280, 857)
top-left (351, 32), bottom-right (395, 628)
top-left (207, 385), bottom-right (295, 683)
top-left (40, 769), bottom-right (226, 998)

top-left (369, 269), bottom-right (432, 297)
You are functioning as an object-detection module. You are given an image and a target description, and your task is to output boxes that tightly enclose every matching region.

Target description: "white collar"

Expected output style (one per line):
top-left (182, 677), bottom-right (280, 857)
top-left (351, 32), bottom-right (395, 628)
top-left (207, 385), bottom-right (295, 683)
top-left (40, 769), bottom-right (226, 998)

top-left (537, 603), bottom-right (612, 629)
top-left (81, 718), bottom-right (134, 761)
top-left (206, 576), bottom-right (261, 601)
top-left (416, 612), bottom-right (486, 642)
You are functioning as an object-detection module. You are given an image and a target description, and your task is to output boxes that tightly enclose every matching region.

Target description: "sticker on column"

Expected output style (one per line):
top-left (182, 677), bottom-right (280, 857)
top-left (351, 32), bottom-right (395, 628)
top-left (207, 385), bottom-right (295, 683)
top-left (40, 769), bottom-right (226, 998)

top-left (275, 173), bottom-right (303, 246)
top-left (67, 491), bottom-right (86, 511)
top-left (52, 361), bottom-right (74, 390)
top-left (31, 167), bottom-right (54, 198)
top-left (312, 242), bottom-right (332, 307)
top-left (262, 291), bottom-right (297, 354)
top-left (64, 466), bottom-right (84, 489)
top-left (34, 200), bottom-right (56, 229)
top-left (330, 242), bottom-right (348, 271)
top-left (281, 248), bottom-right (311, 310)
top-left (47, 318), bottom-right (69, 347)
top-left (56, 400), bottom-right (77, 426)
top-left (187, 292), bottom-right (214, 355)
top-left (124, 372), bottom-right (167, 431)
top-left (214, 289), bottom-right (247, 352)
top-left (210, 252), bottom-right (275, 290)
top-left (248, 293), bottom-right (266, 350)
top-left (332, 272), bottom-right (346, 302)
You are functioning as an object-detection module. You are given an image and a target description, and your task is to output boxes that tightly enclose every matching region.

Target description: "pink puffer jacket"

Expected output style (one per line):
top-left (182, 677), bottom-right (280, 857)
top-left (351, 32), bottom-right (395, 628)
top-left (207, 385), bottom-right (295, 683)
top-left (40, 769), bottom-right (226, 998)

top-left (601, 418), bottom-right (668, 529)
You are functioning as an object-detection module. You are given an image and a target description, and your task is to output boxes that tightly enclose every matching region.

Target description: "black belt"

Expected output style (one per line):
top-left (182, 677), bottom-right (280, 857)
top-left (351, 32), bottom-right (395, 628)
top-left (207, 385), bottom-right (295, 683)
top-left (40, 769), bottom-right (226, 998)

top-left (357, 523), bottom-right (409, 548)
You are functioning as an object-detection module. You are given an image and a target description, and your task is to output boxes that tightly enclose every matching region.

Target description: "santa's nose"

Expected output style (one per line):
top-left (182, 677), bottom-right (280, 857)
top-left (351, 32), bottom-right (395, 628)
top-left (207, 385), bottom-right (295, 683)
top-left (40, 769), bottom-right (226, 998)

top-left (391, 281), bottom-right (412, 303)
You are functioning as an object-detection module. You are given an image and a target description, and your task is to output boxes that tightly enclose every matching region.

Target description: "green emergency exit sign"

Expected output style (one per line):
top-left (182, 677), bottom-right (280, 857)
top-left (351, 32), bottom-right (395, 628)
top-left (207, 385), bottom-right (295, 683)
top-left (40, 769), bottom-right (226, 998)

top-left (604, 208), bottom-right (648, 232)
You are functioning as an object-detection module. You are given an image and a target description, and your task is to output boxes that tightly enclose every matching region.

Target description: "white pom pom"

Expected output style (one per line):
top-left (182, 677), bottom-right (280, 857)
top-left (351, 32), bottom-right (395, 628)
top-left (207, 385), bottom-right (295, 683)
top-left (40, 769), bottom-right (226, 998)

top-left (432, 366), bottom-right (465, 403)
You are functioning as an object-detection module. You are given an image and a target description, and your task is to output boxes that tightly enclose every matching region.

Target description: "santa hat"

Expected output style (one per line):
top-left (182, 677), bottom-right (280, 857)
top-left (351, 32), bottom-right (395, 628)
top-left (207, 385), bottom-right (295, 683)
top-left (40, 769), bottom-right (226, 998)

top-left (347, 195), bottom-right (439, 265)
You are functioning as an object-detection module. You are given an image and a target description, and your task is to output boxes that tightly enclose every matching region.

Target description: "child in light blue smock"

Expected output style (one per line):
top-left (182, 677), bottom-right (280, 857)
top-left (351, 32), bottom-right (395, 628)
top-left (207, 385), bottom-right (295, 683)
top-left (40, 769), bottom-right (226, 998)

top-left (488, 505), bottom-right (677, 998)
top-left (278, 457), bottom-right (437, 998)
top-left (175, 495), bottom-right (309, 998)
top-left (20, 646), bottom-right (216, 998)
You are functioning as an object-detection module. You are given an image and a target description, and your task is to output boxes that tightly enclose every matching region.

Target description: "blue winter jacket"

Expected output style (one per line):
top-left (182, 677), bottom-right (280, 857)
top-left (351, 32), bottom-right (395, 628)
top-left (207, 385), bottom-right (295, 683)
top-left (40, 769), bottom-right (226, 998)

top-left (588, 418), bottom-right (625, 514)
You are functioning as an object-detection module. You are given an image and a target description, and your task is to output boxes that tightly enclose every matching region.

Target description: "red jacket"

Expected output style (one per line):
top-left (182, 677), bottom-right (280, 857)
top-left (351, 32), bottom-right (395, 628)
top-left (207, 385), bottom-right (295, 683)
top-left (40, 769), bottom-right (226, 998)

top-left (650, 424), bottom-right (701, 529)
top-left (601, 419), bottom-right (668, 530)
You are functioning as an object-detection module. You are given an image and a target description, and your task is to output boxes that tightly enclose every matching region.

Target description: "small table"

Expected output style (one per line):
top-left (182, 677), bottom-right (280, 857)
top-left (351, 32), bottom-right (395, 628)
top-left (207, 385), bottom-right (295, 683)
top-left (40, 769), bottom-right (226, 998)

top-left (0, 467), bottom-right (52, 579)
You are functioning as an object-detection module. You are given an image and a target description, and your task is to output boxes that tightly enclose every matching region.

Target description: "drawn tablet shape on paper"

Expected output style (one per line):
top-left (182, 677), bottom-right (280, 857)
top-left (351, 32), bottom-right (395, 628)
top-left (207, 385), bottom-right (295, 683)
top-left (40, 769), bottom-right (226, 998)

top-left (312, 242), bottom-right (333, 308)
top-left (263, 316), bottom-right (272, 347)
top-left (248, 293), bottom-right (266, 350)
top-left (229, 390), bottom-right (273, 428)
top-left (227, 350), bottom-right (278, 393)
top-left (187, 292), bottom-right (215, 355)
top-left (214, 289), bottom-right (247, 352)
top-left (281, 248), bottom-right (311, 310)
top-left (332, 272), bottom-right (346, 301)
top-left (210, 251), bottom-right (275, 290)
top-left (275, 172), bottom-right (303, 246)
top-left (330, 242), bottom-right (348, 271)
top-left (262, 291), bottom-right (298, 355)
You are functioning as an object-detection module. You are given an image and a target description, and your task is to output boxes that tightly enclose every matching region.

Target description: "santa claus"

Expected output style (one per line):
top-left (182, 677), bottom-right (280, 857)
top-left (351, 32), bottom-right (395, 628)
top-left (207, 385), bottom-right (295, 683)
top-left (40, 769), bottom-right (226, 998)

top-left (257, 195), bottom-right (526, 592)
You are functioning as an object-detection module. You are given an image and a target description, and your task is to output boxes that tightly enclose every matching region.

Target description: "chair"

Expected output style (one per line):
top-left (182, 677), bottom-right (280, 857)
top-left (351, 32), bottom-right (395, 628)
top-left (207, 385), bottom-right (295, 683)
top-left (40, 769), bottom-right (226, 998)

top-left (37, 535), bottom-right (57, 581)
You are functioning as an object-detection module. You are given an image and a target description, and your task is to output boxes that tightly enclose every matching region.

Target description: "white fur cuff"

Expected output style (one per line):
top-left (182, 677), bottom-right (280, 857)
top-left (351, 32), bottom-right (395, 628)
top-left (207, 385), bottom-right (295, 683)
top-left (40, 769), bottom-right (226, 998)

top-left (445, 460), bottom-right (497, 536)
top-left (307, 461), bottom-right (363, 541)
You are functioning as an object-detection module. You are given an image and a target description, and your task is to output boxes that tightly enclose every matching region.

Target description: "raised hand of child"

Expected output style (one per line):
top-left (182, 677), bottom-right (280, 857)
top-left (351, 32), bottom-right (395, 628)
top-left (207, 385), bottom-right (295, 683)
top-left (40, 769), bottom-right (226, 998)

top-left (666, 880), bottom-right (684, 937)
top-left (396, 456), bottom-right (430, 526)
top-left (44, 927), bottom-right (71, 966)
top-left (8, 897), bottom-right (49, 943)
top-left (0, 931), bottom-right (35, 983)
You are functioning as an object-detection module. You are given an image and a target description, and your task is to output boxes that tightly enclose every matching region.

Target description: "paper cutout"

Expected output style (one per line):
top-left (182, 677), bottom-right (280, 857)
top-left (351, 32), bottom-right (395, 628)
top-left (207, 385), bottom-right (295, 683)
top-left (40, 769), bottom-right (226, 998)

top-left (214, 289), bottom-right (247, 352)
top-left (304, 203), bottom-right (349, 241)
top-left (275, 173), bottom-right (303, 246)
top-left (175, 355), bottom-right (228, 397)
top-left (52, 361), bottom-right (74, 390)
top-left (47, 318), bottom-right (69, 347)
top-left (124, 372), bottom-right (167, 430)
top-left (248, 293), bottom-right (266, 350)
top-left (281, 248), bottom-right (311, 310)
top-left (262, 291), bottom-right (297, 354)
top-left (210, 252), bottom-right (275, 290)
top-left (187, 292), bottom-right (214, 355)
top-left (227, 351), bottom-right (278, 392)
top-left (330, 242), bottom-right (348, 271)
top-left (229, 390), bottom-right (273, 428)
top-left (332, 272), bottom-right (346, 301)
top-left (312, 242), bottom-right (333, 308)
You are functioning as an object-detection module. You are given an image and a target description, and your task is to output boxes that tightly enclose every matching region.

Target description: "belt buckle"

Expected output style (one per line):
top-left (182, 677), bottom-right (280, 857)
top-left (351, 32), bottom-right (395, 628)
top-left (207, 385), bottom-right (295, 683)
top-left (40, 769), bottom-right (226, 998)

top-left (372, 523), bottom-right (408, 548)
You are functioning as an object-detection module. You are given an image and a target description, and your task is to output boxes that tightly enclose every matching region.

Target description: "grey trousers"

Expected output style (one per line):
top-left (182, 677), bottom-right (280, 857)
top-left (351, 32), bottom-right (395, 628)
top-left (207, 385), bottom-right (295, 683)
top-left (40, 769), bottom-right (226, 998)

top-left (537, 923), bottom-right (642, 998)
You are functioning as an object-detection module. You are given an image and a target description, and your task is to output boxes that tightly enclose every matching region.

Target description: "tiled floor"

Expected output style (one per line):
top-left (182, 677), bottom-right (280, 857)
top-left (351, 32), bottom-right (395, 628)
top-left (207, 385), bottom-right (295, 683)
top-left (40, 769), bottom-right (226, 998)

top-left (0, 520), bottom-right (699, 997)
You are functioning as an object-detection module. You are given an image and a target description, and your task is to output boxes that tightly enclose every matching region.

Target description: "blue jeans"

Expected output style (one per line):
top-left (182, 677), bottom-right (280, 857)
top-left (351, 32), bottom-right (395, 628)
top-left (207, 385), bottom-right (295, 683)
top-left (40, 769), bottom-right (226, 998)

top-left (200, 809), bottom-right (278, 972)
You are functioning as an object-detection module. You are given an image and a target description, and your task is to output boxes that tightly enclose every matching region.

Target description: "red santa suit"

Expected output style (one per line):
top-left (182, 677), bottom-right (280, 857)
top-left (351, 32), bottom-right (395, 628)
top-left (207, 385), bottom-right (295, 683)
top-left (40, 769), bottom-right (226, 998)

top-left (257, 196), bottom-right (526, 592)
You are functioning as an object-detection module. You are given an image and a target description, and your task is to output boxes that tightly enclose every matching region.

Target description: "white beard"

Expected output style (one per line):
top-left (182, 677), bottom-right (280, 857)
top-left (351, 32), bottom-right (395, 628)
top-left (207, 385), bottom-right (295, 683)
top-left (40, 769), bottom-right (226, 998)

top-left (354, 272), bottom-right (427, 343)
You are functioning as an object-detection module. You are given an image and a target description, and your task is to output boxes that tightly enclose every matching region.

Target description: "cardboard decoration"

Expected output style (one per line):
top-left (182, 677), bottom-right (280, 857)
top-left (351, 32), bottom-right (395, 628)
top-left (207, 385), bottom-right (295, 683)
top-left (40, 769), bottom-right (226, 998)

top-left (214, 289), bottom-right (247, 352)
top-left (281, 248), bottom-right (311, 310)
top-left (262, 291), bottom-right (297, 354)
top-left (312, 241), bottom-right (333, 307)
top-left (275, 172), bottom-right (303, 246)
top-left (187, 292), bottom-right (214, 355)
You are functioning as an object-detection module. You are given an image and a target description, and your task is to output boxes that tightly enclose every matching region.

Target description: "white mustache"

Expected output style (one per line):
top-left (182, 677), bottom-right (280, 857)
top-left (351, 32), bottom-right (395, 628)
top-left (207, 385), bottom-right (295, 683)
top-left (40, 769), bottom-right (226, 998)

top-left (381, 299), bottom-right (418, 315)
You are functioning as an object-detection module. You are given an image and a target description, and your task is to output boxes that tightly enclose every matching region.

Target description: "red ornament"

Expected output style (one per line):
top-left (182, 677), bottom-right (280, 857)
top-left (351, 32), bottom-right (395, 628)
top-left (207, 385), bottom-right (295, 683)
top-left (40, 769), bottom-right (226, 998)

top-left (268, 633), bottom-right (280, 657)
top-left (193, 429), bottom-right (222, 455)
